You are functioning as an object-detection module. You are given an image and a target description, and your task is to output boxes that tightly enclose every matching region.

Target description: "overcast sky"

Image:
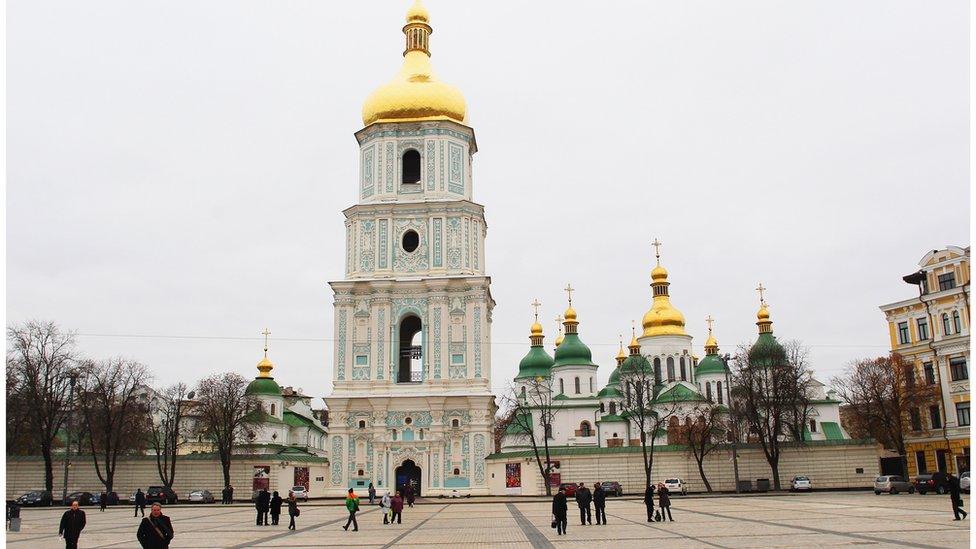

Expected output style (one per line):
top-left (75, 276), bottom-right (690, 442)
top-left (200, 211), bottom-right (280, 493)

top-left (7, 1), bottom-right (969, 404)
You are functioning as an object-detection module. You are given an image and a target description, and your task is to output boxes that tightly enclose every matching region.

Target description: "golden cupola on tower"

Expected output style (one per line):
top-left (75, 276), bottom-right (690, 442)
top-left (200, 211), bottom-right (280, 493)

top-left (641, 239), bottom-right (687, 337)
top-left (361, 0), bottom-right (467, 127)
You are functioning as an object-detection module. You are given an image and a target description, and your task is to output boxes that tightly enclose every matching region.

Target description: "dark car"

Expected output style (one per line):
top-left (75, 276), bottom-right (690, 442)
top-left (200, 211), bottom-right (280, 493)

top-left (913, 474), bottom-right (947, 495)
top-left (16, 491), bottom-right (53, 507)
top-left (558, 483), bottom-right (577, 498)
top-left (91, 492), bottom-right (120, 506)
top-left (600, 481), bottom-right (623, 497)
top-left (64, 492), bottom-right (95, 506)
top-left (146, 486), bottom-right (179, 505)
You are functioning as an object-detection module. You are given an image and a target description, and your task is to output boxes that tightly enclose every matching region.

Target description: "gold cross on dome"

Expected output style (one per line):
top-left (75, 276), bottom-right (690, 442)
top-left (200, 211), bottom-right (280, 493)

top-left (631, 319), bottom-right (636, 337)
top-left (705, 315), bottom-right (714, 334)
top-left (651, 238), bottom-right (663, 264)
top-left (261, 328), bottom-right (272, 357)
top-left (756, 283), bottom-right (767, 305)
top-left (530, 299), bottom-right (542, 322)
top-left (564, 284), bottom-right (575, 306)
top-left (554, 314), bottom-right (563, 330)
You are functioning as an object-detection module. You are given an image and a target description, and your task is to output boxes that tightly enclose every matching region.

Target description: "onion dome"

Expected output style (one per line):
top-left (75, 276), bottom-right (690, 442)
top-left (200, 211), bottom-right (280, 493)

top-left (641, 241), bottom-right (687, 337)
top-left (695, 317), bottom-right (728, 377)
top-left (553, 314), bottom-right (564, 348)
top-left (615, 336), bottom-right (627, 366)
top-left (361, 1), bottom-right (467, 126)
top-left (749, 288), bottom-right (786, 366)
top-left (516, 315), bottom-right (554, 380)
top-left (246, 355), bottom-right (282, 396)
top-left (553, 305), bottom-right (596, 367)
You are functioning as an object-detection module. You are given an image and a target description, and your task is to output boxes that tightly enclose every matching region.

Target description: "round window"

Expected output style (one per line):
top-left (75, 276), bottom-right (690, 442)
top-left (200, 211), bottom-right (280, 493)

top-left (405, 417), bottom-right (413, 425)
top-left (402, 230), bottom-right (419, 253)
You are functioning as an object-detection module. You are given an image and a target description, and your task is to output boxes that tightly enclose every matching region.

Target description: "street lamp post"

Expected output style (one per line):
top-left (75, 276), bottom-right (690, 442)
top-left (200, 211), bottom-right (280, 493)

top-left (62, 372), bottom-right (78, 503)
top-left (721, 354), bottom-right (741, 494)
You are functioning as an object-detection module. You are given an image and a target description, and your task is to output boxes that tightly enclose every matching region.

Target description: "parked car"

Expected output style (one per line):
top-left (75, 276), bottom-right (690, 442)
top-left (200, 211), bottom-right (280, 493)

top-left (16, 491), bottom-right (53, 507)
top-left (187, 490), bottom-right (215, 504)
top-left (600, 481), bottom-right (623, 497)
top-left (913, 474), bottom-right (946, 495)
top-left (146, 486), bottom-right (179, 505)
top-left (90, 492), bottom-right (120, 506)
top-left (663, 478), bottom-right (687, 495)
top-left (790, 476), bottom-right (812, 492)
top-left (64, 492), bottom-right (95, 506)
top-left (961, 471), bottom-right (970, 493)
top-left (874, 475), bottom-right (914, 495)
top-left (289, 486), bottom-right (308, 502)
top-left (558, 483), bottom-right (577, 497)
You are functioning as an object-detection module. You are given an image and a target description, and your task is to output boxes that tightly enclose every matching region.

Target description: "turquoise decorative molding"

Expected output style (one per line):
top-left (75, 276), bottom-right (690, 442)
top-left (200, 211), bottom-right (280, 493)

top-left (447, 217), bottom-right (461, 269)
top-left (463, 218), bottom-right (470, 269)
top-left (362, 144), bottom-right (375, 199)
top-left (336, 309), bottom-right (347, 380)
top-left (331, 436), bottom-right (343, 484)
top-left (385, 410), bottom-right (433, 428)
top-left (473, 220), bottom-right (479, 271)
top-left (347, 435), bottom-right (356, 476)
top-left (431, 306), bottom-right (442, 379)
top-left (378, 219), bottom-right (389, 269)
top-left (439, 141), bottom-right (445, 191)
top-left (462, 435), bottom-right (470, 476)
top-left (474, 305), bottom-right (482, 378)
top-left (432, 218), bottom-right (443, 268)
top-left (443, 410), bottom-right (471, 425)
top-left (426, 140), bottom-right (436, 191)
top-left (376, 308), bottom-right (385, 380)
top-left (392, 219), bottom-right (429, 273)
top-left (432, 451), bottom-right (440, 487)
top-left (474, 434), bottom-right (486, 484)
top-left (360, 220), bottom-right (375, 272)
top-left (448, 142), bottom-right (464, 194)
top-left (385, 142), bottom-right (394, 193)
top-left (360, 127), bottom-right (474, 146)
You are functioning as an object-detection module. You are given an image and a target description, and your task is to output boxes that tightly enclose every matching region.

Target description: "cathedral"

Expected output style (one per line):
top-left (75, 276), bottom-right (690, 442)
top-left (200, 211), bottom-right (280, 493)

top-left (322, 0), bottom-right (496, 496)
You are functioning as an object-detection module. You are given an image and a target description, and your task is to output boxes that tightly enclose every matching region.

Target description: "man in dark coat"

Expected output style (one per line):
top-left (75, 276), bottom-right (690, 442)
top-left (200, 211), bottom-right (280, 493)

top-left (643, 483), bottom-right (655, 522)
top-left (390, 491), bottom-right (404, 525)
top-left (948, 474), bottom-right (968, 520)
top-left (270, 491), bottom-right (283, 525)
top-left (99, 491), bottom-right (108, 512)
top-left (227, 485), bottom-right (234, 504)
top-left (134, 489), bottom-right (147, 517)
top-left (658, 483), bottom-right (673, 522)
top-left (220, 487), bottom-right (228, 505)
top-left (552, 487), bottom-right (568, 535)
top-left (137, 503), bottom-right (174, 548)
top-left (256, 489), bottom-right (270, 525)
top-left (404, 484), bottom-right (415, 507)
top-left (575, 482), bottom-right (592, 525)
top-left (59, 500), bottom-right (86, 549)
top-left (592, 483), bottom-right (607, 525)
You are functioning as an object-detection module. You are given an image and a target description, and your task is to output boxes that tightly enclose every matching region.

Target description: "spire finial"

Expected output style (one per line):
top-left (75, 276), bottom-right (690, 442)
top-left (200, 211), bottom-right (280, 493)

top-left (756, 282), bottom-right (767, 305)
top-left (652, 238), bottom-right (663, 266)
top-left (631, 319), bottom-right (636, 338)
top-left (261, 328), bottom-right (272, 358)
top-left (403, 0), bottom-right (432, 56)
top-left (531, 299), bottom-right (542, 323)
top-left (564, 284), bottom-right (575, 307)
top-left (705, 315), bottom-right (714, 335)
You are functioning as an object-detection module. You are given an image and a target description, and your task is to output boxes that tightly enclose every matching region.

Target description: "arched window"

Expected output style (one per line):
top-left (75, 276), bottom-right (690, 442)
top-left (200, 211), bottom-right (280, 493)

top-left (419, 429), bottom-right (425, 440)
top-left (270, 403), bottom-right (276, 415)
top-left (391, 429), bottom-right (398, 441)
top-left (943, 313), bottom-right (952, 335)
top-left (398, 315), bottom-right (423, 383)
top-left (680, 357), bottom-right (687, 381)
top-left (717, 381), bottom-right (723, 405)
top-left (520, 386), bottom-right (526, 399)
top-left (600, 402), bottom-right (606, 413)
top-left (625, 383), bottom-right (631, 406)
top-left (452, 418), bottom-right (460, 428)
top-left (453, 467), bottom-right (460, 475)
top-left (579, 421), bottom-right (592, 437)
top-left (953, 310), bottom-right (962, 334)
top-left (589, 377), bottom-right (594, 393)
top-left (609, 401), bottom-right (617, 415)
top-left (653, 358), bottom-right (662, 385)
top-left (402, 149), bottom-right (421, 184)
top-left (559, 378), bottom-right (565, 394)
top-left (667, 357), bottom-right (675, 382)
top-left (612, 432), bottom-right (618, 438)
top-left (705, 382), bottom-right (713, 401)
top-left (574, 377), bottom-right (581, 394)
top-left (358, 420), bottom-right (366, 429)
top-left (809, 419), bottom-right (817, 433)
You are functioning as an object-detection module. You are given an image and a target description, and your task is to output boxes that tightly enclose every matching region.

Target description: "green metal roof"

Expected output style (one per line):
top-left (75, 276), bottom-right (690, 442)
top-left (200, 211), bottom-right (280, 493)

top-left (654, 383), bottom-right (706, 404)
top-left (504, 414), bottom-right (533, 435)
top-left (553, 393), bottom-right (569, 401)
top-left (283, 411), bottom-right (325, 433)
top-left (515, 345), bottom-right (554, 380)
top-left (485, 438), bottom-right (877, 460)
top-left (694, 354), bottom-right (728, 377)
top-left (748, 332), bottom-right (786, 367)
top-left (821, 421), bottom-right (845, 440)
top-left (596, 385), bottom-right (623, 398)
top-left (246, 377), bottom-right (282, 396)
top-left (595, 414), bottom-right (627, 423)
top-left (252, 411), bottom-right (285, 425)
top-left (802, 427), bottom-right (812, 441)
top-left (553, 332), bottom-right (597, 367)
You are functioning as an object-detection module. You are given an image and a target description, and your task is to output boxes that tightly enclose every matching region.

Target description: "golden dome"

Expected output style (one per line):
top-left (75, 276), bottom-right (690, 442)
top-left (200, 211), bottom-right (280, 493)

top-left (757, 304), bottom-right (770, 321)
top-left (530, 321), bottom-right (543, 336)
top-left (361, 2), bottom-right (466, 127)
top-left (257, 356), bottom-right (274, 378)
top-left (554, 333), bottom-right (564, 347)
top-left (704, 334), bottom-right (718, 348)
top-left (629, 333), bottom-right (640, 348)
top-left (615, 345), bottom-right (627, 361)
top-left (651, 264), bottom-right (668, 282)
top-left (563, 306), bottom-right (577, 322)
top-left (642, 299), bottom-right (687, 337)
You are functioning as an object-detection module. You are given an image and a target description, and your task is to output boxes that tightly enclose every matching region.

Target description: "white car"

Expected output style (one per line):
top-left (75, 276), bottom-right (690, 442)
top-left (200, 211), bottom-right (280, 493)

top-left (663, 478), bottom-right (687, 495)
top-left (961, 472), bottom-right (970, 493)
top-left (187, 489), bottom-right (215, 503)
top-left (790, 476), bottom-right (812, 492)
top-left (289, 486), bottom-right (308, 502)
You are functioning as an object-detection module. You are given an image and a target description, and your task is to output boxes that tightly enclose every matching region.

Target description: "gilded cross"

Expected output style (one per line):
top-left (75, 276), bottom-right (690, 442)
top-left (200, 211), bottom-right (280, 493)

top-left (554, 314), bottom-right (563, 331)
top-left (564, 284), bottom-right (575, 306)
top-left (261, 328), bottom-right (272, 356)
top-left (631, 319), bottom-right (636, 338)
top-left (756, 283), bottom-right (767, 305)
top-left (652, 238), bottom-right (663, 264)
top-left (530, 299), bottom-right (542, 322)
top-left (705, 315), bottom-right (714, 334)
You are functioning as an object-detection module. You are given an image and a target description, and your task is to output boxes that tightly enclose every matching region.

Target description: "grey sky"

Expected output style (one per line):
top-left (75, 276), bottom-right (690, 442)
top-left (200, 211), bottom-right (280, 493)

top-left (7, 1), bottom-right (969, 403)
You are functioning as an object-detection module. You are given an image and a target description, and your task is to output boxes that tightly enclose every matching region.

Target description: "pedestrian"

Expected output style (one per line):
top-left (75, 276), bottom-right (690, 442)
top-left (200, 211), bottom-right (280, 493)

top-left (658, 483), bottom-right (673, 522)
top-left (552, 487), bottom-right (568, 536)
top-left (575, 482), bottom-right (592, 525)
top-left (948, 473), bottom-right (968, 521)
top-left (287, 492), bottom-right (299, 530)
top-left (228, 485), bottom-right (234, 504)
top-left (59, 500), bottom-right (86, 549)
top-left (137, 503), bottom-right (174, 549)
top-left (390, 491), bottom-right (404, 525)
top-left (368, 483), bottom-right (376, 505)
top-left (256, 488), bottom-right (270, 526)
top-left (592, 482), bottom-right (607, 525)
top-left (381, 491), bottom-right (392, 524)
top-left (643, 483), bottom-right (655, 522)
top-left (134, 488), bottom-right (147, 517)
top-left (99, 491), bottom-right (108, 512)
top-left (221, 486), bottom-right (228, 505)
top-left (405, 484), bottom-right (415, 507)
top-left (342, 488), bottom-right (359, 531)
top-left (270, 491), bottom-right (283, 525)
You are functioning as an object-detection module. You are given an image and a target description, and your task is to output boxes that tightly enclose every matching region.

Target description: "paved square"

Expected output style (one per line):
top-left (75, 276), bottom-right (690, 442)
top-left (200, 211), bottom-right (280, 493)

top-left (5, 492), bottom-right (969, 548)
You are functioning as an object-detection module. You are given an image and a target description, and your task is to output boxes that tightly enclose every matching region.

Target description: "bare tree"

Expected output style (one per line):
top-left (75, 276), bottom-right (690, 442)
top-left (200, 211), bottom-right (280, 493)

top-left (832, 354), bottom-right (939, 477)
top-left (619, 355), bottom-right (681, 489)
top-left (78, 358), bottom-right (151, 492)
top-left (147, 382), bottom-right (193, 488)
top-left (195, 373), bottom-right (260, 488)
top-left (731, 340), bottom-right (814, 490)
top-left (6, 321), bottom-right (80, 492)
top-left (781, 341), bottom-right (815, 442)
top-left (500, 375), bottom-right (558, 495)
top-left (676, 403), bottom-right (726, 492)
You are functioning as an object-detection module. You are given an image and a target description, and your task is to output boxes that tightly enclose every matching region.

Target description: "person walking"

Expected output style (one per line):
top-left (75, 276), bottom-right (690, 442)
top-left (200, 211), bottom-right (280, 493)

top-left (552, 487), bottom-right (568, 536)
top-left (368, 483), bottom-right (376, 505)
top-left (256, 488), bottom-right (270, 526)
top-left (134, 489), bottom-right (147, 518)
top-left (948, 474), bottom-right (968, 521)
top-left (592, 483), bottom-right (607, 525)
top-left (221, 486), bottom-right (228, 505)
top-left (136, 503), bottom-right (174, 549)
top-left (390, 491), bottom-right (404, 525)
top-left (286, 493), bottom-right (299, 530)
top-left (381, 491), bottom-right (392, 524)
top-left (99, 491), bottom-right (108, 512)
top-left (643, 483), bottom-right (655, 522)
top-left (658, 483), bottom-right (673, 522)
top-left (575, 482), bottom-right (592, 525)
top-left (228, 485), bottom-right (234, 504)
top-left (59, 500), bottom-right (86, 549)
top-left (342, 488), bottom-right (360, 531)
top-left (405, 484), bottom-right (415, 508)
top-left (269, 491), bottom-right (283, 525)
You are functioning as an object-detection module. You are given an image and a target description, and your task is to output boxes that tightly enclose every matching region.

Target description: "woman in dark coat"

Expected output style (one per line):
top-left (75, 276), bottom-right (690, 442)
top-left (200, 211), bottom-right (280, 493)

top-left (269, 491), bottom-right (283, 525)
top-left (137, 503), bottom-right (174, 549)
top-left (552, 487), bottom-right (568, 535)
top-left (643, 484), bottom-right (655, 522)
top-left (287, 493), bottom-right (299, 530)
top-left (658, 483), bottom-right (673, 522)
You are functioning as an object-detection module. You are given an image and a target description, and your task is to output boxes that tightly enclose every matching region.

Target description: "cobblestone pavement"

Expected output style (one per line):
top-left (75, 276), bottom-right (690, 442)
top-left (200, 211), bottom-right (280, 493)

top-left (5, 491), bottom-right (969, 548)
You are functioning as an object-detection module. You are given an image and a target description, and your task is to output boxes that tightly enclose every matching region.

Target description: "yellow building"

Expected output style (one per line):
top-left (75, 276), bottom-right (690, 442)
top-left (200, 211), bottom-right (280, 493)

top-left (880, 245), bottom-right (970, 476)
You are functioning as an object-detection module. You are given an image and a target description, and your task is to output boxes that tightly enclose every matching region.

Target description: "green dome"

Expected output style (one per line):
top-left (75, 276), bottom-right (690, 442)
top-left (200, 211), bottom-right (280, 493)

top-left (553, 333), bottom-right (596, 367)
top-left (654, 383), bottom-right (706, 404)
top-left (694, 354), bottom-right (728, 377)
top-left (608, 365), bottom-right (622, 385)
top-left (515, 346), bottom-right (554, 380)
top-left (619, 354), bottom-right (651, 376)
top-left (597, 384), bottom-right (623, 398)
top-left (748, 332), bottom-right (786, 368)
top-left (246, 377), bottom-right (282, 396)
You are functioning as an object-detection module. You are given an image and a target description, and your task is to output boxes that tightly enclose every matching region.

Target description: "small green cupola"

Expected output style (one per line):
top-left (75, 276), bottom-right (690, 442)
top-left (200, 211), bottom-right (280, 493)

top-left (246, 329), bottom-right (282, 396)
top-left (695, 315), bottom-right (729, 377)
top-left (515, 307), bottom-right (554, 380)
top-left (552, 297), bottom-right (597, 368)
top-left (748, 285), bottom-right (786, 367)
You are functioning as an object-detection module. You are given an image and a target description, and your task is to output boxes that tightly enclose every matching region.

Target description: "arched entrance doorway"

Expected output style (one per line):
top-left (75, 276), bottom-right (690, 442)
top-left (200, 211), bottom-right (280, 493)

top-left (395, 459), bottom-right (422, 497)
